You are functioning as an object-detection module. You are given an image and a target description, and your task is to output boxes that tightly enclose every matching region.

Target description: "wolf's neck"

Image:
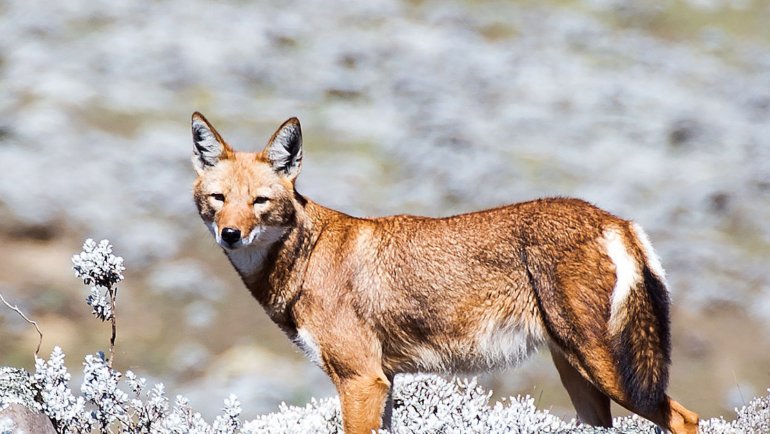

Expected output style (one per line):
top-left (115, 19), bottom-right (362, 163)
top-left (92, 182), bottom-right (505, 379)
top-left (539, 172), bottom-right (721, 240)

top-left (228, 199), bottom-right (342, 322)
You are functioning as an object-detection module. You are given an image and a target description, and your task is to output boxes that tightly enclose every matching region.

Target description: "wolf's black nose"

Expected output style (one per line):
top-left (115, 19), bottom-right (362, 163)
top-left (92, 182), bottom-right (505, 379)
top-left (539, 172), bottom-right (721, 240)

top-left (221, 227), bottom-right (241, 245)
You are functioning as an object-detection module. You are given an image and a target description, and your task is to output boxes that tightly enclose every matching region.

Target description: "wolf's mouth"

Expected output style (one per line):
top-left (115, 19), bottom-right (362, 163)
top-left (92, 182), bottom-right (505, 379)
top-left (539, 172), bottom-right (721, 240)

top-left (207, 222), bottom-right (286, 251)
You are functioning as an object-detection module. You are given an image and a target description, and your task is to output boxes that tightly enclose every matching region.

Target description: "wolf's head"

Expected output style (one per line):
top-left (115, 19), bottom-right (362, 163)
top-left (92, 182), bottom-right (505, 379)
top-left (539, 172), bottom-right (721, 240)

top-left (190, 113), bottom-right (302, 251)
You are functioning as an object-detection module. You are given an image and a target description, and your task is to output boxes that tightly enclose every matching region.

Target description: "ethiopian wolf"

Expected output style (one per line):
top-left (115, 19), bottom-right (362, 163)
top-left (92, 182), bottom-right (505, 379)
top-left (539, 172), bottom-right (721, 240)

top-left (190, 113), bottom-right (699, 434)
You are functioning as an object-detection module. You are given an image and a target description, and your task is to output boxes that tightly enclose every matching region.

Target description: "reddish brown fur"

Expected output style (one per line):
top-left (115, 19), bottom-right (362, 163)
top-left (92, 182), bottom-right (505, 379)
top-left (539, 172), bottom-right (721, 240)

top-left (190, 113), bottom-right (699, 434)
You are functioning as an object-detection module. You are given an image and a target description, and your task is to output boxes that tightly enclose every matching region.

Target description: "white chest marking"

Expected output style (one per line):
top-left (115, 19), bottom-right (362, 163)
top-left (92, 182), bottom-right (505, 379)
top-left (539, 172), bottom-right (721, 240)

top-left (604, 228), bottom-right (641, 333)
top-left (295, 328), bottom-right (323, 367)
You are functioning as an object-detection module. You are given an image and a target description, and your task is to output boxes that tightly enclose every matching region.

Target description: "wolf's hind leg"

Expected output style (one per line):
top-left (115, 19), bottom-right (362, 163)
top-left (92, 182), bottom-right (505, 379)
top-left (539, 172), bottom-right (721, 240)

top-left (550, 346), bottom-right (612, 427)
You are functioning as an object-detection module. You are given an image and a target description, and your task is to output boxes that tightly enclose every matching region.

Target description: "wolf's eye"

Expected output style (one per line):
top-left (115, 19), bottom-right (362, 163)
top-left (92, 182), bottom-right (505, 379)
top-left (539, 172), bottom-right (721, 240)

top-left (253, 196), bottom-right (269, 205)
top-left (210, 193), bottom-right (225, 202)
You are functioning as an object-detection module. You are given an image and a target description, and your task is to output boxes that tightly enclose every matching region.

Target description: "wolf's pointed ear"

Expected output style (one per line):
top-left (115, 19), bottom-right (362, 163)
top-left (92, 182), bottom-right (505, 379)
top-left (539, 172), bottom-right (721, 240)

top-left (191, 112), bottom-right (233, 174)
top-left (264, 117), bottom-right (302, 181)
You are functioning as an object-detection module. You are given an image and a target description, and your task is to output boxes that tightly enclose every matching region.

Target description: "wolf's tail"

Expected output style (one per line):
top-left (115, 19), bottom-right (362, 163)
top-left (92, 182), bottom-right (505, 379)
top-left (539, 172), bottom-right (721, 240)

top-left (610, 223), bottom-right (671, 412)
top-left (534, 222), bottom-right (671, 414)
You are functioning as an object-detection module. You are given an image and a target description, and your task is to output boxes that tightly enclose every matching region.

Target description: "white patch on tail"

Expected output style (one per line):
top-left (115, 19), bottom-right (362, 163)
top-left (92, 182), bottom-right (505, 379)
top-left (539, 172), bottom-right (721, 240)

top-left (295, 328), bottom-right (323, 367)
top-left (630, 223), bottom-right (667, 284)
top-left (475, 316), bottom-right (545, 369)
top-left (604, 228), bottom-right (641, 334)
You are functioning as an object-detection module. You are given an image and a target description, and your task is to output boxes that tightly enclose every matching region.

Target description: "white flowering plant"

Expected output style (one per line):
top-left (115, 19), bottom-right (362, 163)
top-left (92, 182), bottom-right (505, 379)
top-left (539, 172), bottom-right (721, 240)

top-left (27, 239), bottom-right (246, 433)
top-left (72, 239), bottom-right (125, 321)
top-left (71, 239), bottom-right (125, 368)
top-left (1, 238), bottom-right (769, 433)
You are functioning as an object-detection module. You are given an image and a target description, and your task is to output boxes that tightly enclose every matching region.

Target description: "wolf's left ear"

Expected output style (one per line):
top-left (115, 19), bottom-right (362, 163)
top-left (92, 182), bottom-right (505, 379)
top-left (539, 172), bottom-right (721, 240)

top-left (191, 112), bottom-right (233, 174)
top-left (264, 117), bottom-right (302, 180)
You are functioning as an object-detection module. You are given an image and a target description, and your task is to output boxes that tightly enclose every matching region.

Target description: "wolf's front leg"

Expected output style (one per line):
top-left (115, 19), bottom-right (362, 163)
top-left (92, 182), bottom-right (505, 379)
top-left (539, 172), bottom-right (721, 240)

top-left (336, 371), bottom-right (391, 434)
top-left (381, 374), bottom-right (395, 430)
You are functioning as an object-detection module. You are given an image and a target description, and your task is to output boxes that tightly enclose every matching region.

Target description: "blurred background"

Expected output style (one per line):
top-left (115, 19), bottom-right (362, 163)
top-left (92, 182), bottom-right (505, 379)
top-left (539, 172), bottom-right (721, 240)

top-left (1, 0), bottom-right (769, 423)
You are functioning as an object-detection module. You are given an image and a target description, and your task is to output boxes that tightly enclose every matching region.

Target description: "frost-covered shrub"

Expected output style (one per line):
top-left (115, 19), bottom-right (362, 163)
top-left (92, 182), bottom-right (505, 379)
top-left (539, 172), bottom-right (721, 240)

top-left (700, 389), bottom-right (770, 434)
top-left (0, 367), bottom-right (40, 411)
top-left (391, 375), bottom-right (569, 433)
top-left (212, 395), bottom-right (243, 434)
top-left (241, 397), bottom-right (342, 433)
top-left (733, 390), bottom-right (770, 432)
top-left (33, 347), bottom-right (91, 433)
top-left (32, 346), bottom-right (242, 434)
top-left (72, 239), bottom-right (124, 322)
top-left (80, 353), bottom-right (129, 430)
top-left (72, 239), bottom-right (125, 290)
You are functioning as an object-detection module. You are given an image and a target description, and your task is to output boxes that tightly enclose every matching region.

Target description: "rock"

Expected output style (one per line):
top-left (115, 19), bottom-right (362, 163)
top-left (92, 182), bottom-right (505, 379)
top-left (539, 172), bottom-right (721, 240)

top-left (0, 404), bottom-right (56, 434)
top-left (0, 367), bottom-right (56, 434)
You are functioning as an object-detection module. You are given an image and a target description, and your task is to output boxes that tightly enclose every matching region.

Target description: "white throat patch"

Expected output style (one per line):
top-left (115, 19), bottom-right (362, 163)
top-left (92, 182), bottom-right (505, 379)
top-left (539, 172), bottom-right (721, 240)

top-left (226, 245), bottom-right (271, 277)
top-left (204, 220), bottom-right (286, 277)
